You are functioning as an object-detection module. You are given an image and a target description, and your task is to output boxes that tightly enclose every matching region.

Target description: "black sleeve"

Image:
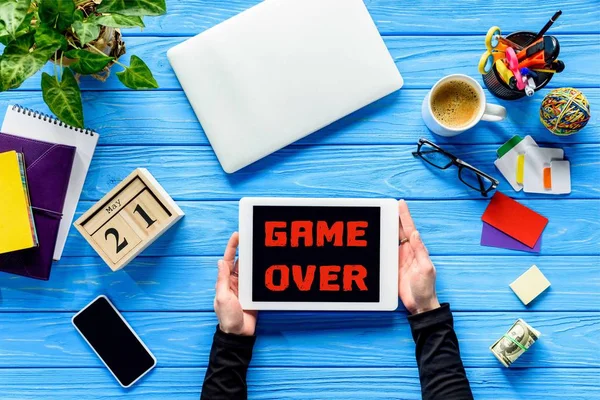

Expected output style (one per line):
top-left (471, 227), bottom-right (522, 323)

top-left (201, 325), bottom-right (257, 400)
top-left (408, 303), bottom-right (474, 400)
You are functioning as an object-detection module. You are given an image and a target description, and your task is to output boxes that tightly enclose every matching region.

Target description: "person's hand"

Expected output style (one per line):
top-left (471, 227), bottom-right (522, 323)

top-left (398, 200), bottom-right (441, 315)
top-left (214, 232), bottom-right (258, 336)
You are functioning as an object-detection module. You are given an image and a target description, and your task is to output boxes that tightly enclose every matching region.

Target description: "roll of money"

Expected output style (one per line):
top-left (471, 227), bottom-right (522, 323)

top-left (490, 319), bottom-right (541, 367)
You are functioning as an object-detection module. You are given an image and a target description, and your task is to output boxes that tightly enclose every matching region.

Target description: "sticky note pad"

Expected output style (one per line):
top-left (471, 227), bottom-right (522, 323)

top-left (522, 146), bottom-right (564, 194)
top-left (516, 154), bottom-right (525, 185)
top-left (543, 167), bottom-right (552, 189)
top-left (497, 135), bottom-right (523, 158)
top-left (509, 265), bottom-right (551, 305)
top-left (550, 160), bottom-right (571, 194)
top-left (494, 135), bottom-right (536, 192)
top-left (481, 192), bottom-right (549, 248)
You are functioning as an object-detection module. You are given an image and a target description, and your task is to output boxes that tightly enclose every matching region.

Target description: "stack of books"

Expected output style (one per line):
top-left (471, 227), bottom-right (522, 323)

top-left (0, 105), bottom-right (99, 280)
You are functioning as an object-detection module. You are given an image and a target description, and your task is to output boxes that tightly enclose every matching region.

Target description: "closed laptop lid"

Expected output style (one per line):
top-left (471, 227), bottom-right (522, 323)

top-left (168, 0), bottom-right (403, 173)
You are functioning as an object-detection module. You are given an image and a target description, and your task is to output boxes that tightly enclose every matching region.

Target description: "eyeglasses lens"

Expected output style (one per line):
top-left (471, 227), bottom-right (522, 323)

top-left (459, 167), bottom-right (495, 194)
top-left (418, 142), bottom-right (453, 169)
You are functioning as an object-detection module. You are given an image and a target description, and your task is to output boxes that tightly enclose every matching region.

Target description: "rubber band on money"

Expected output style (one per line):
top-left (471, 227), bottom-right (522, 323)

top-left (503, 334), bottom-right (528, 351)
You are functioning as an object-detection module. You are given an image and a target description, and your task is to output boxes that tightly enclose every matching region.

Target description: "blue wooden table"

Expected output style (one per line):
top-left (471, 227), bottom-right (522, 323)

top-left (1, 1), bottom-right (599, 398)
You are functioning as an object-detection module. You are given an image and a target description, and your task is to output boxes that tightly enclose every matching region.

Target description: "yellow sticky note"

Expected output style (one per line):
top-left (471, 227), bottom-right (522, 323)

top-left (509, 265), bottom-right (551, 305)
top-left (0, 151), bottom-right (37, 254)
top-left (516, 154), bottom-right (525, 185)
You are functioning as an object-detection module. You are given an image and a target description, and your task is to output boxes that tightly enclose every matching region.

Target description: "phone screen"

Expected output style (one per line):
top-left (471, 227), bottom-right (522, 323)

top-left (73, 296), bottom-right (156, 387)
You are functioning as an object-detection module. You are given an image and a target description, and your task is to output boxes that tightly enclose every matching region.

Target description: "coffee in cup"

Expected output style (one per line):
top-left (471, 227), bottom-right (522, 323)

top-left (422, 74), bottom-right (507, 137)
top-left (430, 80), bottom-right (481, 129)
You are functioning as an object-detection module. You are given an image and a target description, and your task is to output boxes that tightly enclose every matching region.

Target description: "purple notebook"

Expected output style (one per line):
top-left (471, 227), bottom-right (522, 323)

top-left (0, 133), bottom-right (75, 280)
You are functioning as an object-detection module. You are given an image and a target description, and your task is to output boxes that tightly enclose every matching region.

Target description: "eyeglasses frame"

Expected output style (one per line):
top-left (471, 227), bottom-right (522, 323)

top-left (412, 138), bottom-right (499, 197)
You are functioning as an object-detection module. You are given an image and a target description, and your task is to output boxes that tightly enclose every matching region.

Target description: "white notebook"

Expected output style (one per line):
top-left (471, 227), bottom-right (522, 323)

top-left (168, 0), bottom-right (403, 173)
top-left (1, 105), bottom-right (99, 260)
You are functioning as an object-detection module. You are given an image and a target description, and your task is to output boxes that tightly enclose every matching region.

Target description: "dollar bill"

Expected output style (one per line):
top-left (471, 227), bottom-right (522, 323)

top-left (490, 319), bottom-right (541, 367)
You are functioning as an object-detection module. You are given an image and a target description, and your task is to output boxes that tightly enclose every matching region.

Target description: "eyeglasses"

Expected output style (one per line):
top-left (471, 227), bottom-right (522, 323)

top-left (412, 138), bottom-right (499, 197)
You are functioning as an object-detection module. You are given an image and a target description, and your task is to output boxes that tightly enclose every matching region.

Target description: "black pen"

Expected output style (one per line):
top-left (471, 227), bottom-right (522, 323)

top-left (533, 10), bottom-right (562, 41)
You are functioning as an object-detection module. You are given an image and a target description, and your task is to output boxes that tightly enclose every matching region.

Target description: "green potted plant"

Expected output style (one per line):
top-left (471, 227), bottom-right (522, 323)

top-left (0, 0), bottom-right (166, 128)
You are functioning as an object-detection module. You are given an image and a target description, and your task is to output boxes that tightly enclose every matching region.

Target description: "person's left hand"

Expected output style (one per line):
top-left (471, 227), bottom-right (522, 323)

top-left (214, 232), bottom-right (258, 336)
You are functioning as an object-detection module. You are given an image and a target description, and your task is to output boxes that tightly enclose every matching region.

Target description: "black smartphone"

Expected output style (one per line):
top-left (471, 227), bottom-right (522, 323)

top-left (72, 295), bottom-right (157, 387)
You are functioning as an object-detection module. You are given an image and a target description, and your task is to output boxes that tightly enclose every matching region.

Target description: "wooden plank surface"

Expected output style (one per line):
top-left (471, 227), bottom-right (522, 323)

top-left (73, 144), bottom-right (600, 200)
top-left (6, 35), bottom-right (600, 91)
top-left (0, 311), bottom-right (597, 368)
top-left (58, 200), bottom-right (600, 257)
top-left (0, 0), bottom-right (598, 398)
top-left (1, 88), bottom-right (598, 146)
top-left (129, 0), bottom-right (600, 35)
top-left (1, 256), bottom-right (597, 312)
top-left (1, 367), bottom-right (598, 400)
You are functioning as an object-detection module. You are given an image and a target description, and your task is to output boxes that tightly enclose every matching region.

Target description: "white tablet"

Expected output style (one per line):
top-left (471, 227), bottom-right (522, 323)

top-left (239, 198), bottom-right (399, 311)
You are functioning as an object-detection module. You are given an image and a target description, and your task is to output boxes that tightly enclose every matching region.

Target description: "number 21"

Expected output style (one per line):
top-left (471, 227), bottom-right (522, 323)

top-left (104, 204), bottom-right (156, 253)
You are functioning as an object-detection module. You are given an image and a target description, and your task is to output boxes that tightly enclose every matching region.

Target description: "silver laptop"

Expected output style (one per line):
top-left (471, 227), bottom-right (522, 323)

top-left (168, 0), bottom-right (403, 173)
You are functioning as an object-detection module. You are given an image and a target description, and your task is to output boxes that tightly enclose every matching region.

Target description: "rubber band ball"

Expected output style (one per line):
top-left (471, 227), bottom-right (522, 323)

top-left (540, 88), bottom-right (591, 136)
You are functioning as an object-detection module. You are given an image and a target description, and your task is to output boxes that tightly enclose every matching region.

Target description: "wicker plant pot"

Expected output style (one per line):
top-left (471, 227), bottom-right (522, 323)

top-left (49, 1), bottom-right (127, 81)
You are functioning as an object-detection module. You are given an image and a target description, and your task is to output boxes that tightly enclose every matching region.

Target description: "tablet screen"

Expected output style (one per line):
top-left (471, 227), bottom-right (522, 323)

top-left (251, 205), bottom-right (381, 302)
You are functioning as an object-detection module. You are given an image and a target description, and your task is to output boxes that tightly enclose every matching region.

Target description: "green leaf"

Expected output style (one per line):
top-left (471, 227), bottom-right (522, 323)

top-left (65, 49), bottom-right (113, 75)
top-left (39, 0), bottom-right (75, 32)
top-left (97, 0), bottom-right (166, 16)
top-left (35, 23), bottom-right (68, 52)
top-left (41, 69), bottom-right (84, 128)
top-left (90, 13), bottom-right (145, 28)
top-left (116, 55), bottom-right (158, 89)
top-left (72, 9), bottom-right (101, 45)
top-left (0, 0), bottom-right (31, 39)
top-left (3, 31), bottom-right (34, 54)
top-left (72, 19), bottom-right (100, 44)
top-left (0, 47), bottom-right (50, 90)
top-left (73, 9), bottom-right (83, 22)
top-left (0, 11), bottom-right (33, 45)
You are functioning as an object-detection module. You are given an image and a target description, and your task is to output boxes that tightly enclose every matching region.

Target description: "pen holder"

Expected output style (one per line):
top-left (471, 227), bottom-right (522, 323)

top-left (483, 31), bottom-right (554, 100)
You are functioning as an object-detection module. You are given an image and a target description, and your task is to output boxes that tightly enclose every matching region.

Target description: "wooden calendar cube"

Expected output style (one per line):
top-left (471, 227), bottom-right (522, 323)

top-left (74, 168), bottom-right (184, 271)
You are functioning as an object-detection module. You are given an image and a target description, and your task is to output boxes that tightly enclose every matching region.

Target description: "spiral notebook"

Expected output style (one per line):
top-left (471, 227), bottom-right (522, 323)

top-left (1, 105), bottom-right (99, 260)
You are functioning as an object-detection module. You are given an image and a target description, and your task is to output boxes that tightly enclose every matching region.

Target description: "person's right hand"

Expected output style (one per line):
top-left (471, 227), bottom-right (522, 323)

top-left (397, 200), bottom-right (441, 315)
top-left (214, 232), bottom-right (258, 336)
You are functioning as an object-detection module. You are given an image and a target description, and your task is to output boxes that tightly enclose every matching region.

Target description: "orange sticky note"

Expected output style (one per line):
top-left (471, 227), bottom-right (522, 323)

top-left (481, 192), bottom-right (549, 248)
top-left (543, 167), bottom-right (552, 189)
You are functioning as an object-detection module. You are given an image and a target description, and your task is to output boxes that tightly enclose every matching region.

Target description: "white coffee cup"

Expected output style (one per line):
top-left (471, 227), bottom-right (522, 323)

top-left (422, 74), bottom-right (507, 137)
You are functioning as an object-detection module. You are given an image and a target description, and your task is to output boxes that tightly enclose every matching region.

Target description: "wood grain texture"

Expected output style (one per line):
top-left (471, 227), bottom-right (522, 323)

top-left (0, 1), bottom-right (598, 397)
top-left (6, 35), bottom-right (599, 91)
top-left (0, 312), bottom-right (598, 368)
top-left (129, 0), bottom-right (600, 35)
top-left (1, 256), bottom-right (597, 312)
top-left (75, 145), bottom-right (600, 200)
top-left (1, 367), bottom-right (598, 400)
top-left (59, 200), bottom-right (600, 257)
top-left (1, 88), bottom-right (598, 146)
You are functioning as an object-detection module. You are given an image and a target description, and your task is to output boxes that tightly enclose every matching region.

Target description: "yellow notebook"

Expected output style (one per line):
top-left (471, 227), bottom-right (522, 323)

top-left (0, 150), bottom-right (38, 254)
